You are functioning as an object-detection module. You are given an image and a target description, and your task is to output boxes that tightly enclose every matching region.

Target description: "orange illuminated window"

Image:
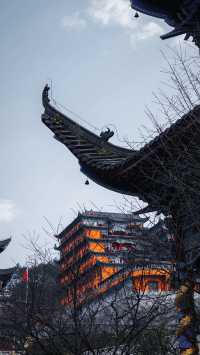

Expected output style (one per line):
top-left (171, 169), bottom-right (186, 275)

top-left (86, 229), bottom-right (101, 239)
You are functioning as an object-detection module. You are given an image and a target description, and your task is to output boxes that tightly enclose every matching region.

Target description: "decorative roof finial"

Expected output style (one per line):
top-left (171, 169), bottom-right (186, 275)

top-left (100, 128), bottom-right (114, 142)
top-left (42, 85), bottom-right (50, 108)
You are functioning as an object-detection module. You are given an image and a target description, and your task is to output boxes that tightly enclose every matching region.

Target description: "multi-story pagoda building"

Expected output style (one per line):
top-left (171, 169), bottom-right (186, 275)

top-left (56, 211), bottom-right (172, 306)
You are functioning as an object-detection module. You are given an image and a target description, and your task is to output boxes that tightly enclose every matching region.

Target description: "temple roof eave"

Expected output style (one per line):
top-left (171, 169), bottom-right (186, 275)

top-left (79, 163), bottom-right (138, 197)
top-left (42, 86), bottom-right (134, 156)
top-left (42, 85), bottom-right (138, 190)
top-left (0, 267), bottom-right (16, 276)
top-left (42, 86), bottom-right (200, 213)
top-left (41, 86), bottom-right (152, 202)
top-left (131, 0), bottom-right (200, 45)
top-left (0, 267), bottom-right (16, 287)
top-left (0, 238), bottom-right (11, 253)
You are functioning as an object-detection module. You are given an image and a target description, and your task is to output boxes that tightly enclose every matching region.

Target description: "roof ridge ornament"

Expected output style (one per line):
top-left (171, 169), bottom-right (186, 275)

top-left (100, 127), bottom-right (114, 142)
top-left (42, 84), bottom-right (50, 108)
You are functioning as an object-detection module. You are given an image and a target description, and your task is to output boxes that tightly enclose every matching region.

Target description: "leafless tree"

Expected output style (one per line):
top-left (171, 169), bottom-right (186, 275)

top-left (0, 226), bottom-right (178, 355)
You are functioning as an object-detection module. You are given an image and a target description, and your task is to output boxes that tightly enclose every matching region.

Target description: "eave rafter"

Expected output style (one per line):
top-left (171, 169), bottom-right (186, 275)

top-left (42, 85), bottom-right (136, 193)
top-left (131, 0), bottom-right (200, 48)
top-left (42, 85), bottom-right (200, 214)
top-left (0, 238), bottom-right (11, 254)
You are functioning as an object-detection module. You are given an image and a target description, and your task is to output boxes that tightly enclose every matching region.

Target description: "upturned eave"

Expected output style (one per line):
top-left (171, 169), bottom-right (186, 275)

top-left (42, 86), bottom-right (200, 214)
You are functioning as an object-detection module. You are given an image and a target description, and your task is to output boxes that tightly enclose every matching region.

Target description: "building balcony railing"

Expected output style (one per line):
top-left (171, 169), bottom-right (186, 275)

top-left (60, 239), bottom-right (88, 262)
top-left (108, 230), bottom-right (143, 237)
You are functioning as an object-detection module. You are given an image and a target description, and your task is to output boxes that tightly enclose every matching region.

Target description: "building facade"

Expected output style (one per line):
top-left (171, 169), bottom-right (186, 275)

top-left (56, 211), bottom-right (173, 306)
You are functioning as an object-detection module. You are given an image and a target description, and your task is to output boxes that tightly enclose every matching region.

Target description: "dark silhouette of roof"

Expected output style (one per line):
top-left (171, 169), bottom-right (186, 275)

top-left (42, 85), bottom-right (200, 220)
top-left (0, 238), bottom-right (11, 254)
top-left (0, 238), bottom-right (15, 287)
top-left (130, 0), bottom-right (200, 47)
top-left (0, 267), bottom-right (15, 288)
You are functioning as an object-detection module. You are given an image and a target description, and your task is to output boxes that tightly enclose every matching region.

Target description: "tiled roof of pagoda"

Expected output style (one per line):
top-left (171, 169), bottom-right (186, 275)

top-left (0, 238), bottom-right (15, 287)
top-left (56, 210), bottom-right (148, 241)
top-left (42, 86), bottom-right (134, 193)
top-left (0, 238), bottom-right (11, 254)
top-left (42, 86), bottom-right (200, 214)
top-left (80, 210), bottom-right (148, 222)
top-left (130, 0), bottom-right (200, 46)
top-left (0, 267), bottom-right (15, 287)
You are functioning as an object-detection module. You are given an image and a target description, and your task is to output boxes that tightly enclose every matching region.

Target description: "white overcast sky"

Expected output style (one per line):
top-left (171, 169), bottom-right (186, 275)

top-left (0, 0), bottom-right (195, 267)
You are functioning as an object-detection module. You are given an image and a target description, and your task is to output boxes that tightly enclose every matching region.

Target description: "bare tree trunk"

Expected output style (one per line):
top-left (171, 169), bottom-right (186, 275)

top-left (175, 270), bottom-right (199, 355)
top-left (172, 216), bottom-right (199, 355)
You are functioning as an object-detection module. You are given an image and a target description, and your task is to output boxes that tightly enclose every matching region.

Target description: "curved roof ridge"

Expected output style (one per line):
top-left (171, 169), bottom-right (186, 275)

top-left (42, 85), bottom-right (134, 156)
top-left (42, 86), bottom-right (200, 213)
top-left (0, 237), bottom-right (11, 253)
